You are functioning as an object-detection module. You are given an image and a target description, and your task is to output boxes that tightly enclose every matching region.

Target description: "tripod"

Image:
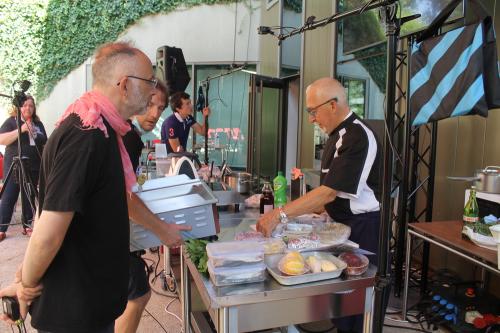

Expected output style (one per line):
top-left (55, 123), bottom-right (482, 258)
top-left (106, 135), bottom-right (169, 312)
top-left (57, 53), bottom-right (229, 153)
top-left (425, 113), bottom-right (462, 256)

top-left (0, 87), bottom-right (39, 233)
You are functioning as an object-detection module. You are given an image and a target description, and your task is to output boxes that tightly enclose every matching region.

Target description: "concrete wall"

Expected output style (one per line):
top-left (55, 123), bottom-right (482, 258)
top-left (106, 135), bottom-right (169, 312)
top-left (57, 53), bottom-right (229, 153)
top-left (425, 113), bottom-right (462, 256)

top-left (299, 0), bottom-right (335, 168)
top-left (258, 0), bottom-right (280, 76)
top-left (37, 2), bottom-right (261, 134)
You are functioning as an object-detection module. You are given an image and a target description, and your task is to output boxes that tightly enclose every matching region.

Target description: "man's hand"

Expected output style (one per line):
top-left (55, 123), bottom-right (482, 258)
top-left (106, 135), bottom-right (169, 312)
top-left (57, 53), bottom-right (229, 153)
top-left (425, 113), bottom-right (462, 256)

top-left (202, 107), bottom-right (210, 118)
top-left (0, 284), bottom-right (18, 325)
top-left (0, 280), bottom-right (42, 324)
top-left (156, 222), bottom-right (192, 248)
top-left (256, 209), bottom-right (280, 237)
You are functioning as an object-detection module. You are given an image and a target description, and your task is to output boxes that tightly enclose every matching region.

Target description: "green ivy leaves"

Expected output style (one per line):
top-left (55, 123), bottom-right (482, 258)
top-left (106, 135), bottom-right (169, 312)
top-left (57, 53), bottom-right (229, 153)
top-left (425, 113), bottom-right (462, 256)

top-left (0, 0), bottom-right (236, 105)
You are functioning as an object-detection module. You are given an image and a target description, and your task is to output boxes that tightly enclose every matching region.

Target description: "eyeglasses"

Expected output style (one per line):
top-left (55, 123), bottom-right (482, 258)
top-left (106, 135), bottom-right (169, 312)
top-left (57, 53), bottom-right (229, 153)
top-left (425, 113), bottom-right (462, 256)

top-left (117, 75), bottom-right (158, 88)
top-left (305, 97), bottom-right (338, 117)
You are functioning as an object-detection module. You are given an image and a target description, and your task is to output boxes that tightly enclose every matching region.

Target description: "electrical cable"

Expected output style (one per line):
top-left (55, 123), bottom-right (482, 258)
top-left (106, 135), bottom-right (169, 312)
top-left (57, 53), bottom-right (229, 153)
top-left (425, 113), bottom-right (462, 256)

top-left (165, 297), bottom-right (183, 325)
top-left (144, 308), bottom-right (168, 333)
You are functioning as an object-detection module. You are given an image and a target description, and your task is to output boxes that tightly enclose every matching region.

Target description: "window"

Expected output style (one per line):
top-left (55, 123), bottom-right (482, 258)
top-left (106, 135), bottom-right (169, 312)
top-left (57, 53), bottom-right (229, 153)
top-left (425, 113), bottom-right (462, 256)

top-left (339, 76), bottom-right (367, 118)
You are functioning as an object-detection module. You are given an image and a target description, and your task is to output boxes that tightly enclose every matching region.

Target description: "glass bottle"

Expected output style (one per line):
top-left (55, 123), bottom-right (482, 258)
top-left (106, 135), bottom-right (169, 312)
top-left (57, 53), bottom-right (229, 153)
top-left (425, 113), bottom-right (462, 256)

top-left (462, 186), bottom-right (479, 236)
top-left (260, 182), bottom-right (274, 215)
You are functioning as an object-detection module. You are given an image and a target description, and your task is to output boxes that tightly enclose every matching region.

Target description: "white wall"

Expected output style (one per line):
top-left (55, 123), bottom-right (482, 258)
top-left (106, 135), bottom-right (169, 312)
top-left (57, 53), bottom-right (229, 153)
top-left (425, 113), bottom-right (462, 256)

top-left (38, 2), bottom-right (261, 134)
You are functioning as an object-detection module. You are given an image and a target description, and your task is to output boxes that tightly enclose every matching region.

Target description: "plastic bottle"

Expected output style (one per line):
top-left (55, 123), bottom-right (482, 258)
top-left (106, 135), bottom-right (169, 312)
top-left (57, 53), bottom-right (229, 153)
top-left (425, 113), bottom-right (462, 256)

top-left (273, 171), bottom-right (287, 208)
top-left (260, 182), bottom-right (274, 214)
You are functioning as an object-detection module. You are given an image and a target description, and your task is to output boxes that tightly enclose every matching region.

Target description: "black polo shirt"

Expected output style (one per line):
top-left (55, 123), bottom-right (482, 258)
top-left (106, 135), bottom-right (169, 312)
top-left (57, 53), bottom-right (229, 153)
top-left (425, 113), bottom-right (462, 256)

top-left (30, 114), bottom-right (129, 333)
top-left (321, 112), bottom-right (381, 222)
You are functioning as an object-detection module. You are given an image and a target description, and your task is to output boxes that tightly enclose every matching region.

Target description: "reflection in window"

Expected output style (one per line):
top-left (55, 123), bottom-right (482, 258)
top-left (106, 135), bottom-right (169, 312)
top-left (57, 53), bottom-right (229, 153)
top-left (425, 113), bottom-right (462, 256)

top-left (339, 76), bottom-right (366, 118)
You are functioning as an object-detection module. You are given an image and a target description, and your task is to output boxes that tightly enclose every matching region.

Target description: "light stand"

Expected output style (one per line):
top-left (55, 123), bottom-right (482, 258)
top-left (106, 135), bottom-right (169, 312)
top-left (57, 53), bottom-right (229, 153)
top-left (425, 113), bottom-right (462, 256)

top-left (0, 83), bottom-right (38, 231)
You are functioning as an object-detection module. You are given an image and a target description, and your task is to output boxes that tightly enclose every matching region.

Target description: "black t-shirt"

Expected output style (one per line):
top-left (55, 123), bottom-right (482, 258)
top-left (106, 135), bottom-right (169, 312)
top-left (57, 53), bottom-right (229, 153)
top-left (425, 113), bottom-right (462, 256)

top-left (30, 114), bottom-right (130, 333)
top-left (0, 116), bottom-right (47, 176)
top-left (123, 120), bottom-right (144, 172)
top-left (321, 112), bottom-right (381, 222)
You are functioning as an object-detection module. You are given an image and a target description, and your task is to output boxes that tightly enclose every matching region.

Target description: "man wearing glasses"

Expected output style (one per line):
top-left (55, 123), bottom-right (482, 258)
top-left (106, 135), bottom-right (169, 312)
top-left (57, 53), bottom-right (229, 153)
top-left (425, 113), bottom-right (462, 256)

top-left (257, 77), bottom-right (382, 333)
top-left (0, 43), bottom-right (189, 333)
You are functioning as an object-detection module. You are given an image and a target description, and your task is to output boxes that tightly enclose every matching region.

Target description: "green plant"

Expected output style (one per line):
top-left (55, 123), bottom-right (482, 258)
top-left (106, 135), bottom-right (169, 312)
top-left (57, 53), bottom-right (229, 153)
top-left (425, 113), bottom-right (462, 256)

top-left (0, 0), bottom-right (239, 105)
top-left (0, 1), bottom-right (46, 106)
top-left (185, 239), bottom-right (211, 274)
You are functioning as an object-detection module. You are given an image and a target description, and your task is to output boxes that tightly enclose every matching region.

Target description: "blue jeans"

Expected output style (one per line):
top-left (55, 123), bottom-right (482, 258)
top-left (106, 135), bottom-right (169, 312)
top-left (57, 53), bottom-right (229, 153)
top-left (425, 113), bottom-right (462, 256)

top-left (0, 164), bottom-right (38, 233)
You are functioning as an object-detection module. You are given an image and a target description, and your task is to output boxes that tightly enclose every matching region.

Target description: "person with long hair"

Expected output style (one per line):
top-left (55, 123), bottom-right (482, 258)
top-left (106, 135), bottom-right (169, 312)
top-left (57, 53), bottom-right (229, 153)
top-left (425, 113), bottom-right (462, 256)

top-left (0, 95), bottom-right (47, 241)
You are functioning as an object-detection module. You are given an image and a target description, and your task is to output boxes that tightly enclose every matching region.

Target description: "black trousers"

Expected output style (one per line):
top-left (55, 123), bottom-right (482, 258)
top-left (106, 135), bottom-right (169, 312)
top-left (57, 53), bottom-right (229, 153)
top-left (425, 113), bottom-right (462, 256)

top-left (333, 211), bottom-right (391, 333)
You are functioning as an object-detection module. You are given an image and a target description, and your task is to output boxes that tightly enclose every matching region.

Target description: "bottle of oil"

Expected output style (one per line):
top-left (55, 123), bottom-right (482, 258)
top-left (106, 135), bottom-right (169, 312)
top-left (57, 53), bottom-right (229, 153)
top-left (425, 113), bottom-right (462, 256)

top-left (260, 182), bottom-right (274, 215)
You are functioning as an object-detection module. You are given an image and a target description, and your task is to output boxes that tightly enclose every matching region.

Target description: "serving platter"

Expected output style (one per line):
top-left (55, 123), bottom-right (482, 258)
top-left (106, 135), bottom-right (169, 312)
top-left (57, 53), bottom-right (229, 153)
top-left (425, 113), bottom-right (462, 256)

top-left (265, 251), bottom-right (347, 286)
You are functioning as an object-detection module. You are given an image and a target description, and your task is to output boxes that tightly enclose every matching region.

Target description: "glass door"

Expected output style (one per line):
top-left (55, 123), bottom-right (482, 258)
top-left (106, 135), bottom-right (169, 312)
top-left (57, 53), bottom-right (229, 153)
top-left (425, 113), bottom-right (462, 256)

top-left (248, 75), bottom-right (287, 186)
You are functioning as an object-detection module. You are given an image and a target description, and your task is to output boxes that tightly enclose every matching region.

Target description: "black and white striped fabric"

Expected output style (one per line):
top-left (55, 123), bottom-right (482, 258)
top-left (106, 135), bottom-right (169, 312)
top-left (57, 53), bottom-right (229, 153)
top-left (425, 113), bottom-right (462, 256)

top-left (320, 112), bottom-right (381, 222)
top-left (410, 0), bottom-right (500, 127)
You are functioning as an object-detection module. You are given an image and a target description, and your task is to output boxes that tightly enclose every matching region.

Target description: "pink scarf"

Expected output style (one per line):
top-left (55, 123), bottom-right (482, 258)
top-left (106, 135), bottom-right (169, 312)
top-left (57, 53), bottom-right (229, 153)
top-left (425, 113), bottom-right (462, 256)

top-left (56, 90), bottom-right (136, 192)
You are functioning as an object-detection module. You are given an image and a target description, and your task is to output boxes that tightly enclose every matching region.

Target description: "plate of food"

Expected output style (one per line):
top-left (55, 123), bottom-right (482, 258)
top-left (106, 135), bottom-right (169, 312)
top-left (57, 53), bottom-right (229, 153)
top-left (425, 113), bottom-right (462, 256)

top-left (266, 251), bottom-right (347, 285)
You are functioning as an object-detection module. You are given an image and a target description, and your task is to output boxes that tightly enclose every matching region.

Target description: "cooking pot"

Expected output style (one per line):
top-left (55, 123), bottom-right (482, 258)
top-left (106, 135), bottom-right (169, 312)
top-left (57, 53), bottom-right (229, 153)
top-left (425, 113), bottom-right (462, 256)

top-left (448, 166), bottom-right (500, 194)
top-left (223, 172), bottom-right (252, 194)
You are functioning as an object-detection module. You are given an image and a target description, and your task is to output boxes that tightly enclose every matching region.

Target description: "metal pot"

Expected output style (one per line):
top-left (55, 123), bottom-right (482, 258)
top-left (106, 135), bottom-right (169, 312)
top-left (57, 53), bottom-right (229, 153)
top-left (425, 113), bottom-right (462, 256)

top-left (473, 166), bottom-right (500, 194)
top-left (223, 172), bottom-right (252, 194)
top-left (448, 166), bottom-right (500, 194)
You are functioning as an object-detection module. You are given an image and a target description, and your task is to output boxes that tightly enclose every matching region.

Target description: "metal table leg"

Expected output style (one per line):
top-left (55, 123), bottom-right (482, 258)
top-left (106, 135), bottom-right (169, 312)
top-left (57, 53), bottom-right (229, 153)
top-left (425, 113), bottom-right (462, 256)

top-left (363, 287), bottom-right (375, 333)
top-left (181, 246), bottom-right (192, 333)
top-left (402, 231), bottom-right (412, 320)
top-left (218, 307), bottom-right (239, 333)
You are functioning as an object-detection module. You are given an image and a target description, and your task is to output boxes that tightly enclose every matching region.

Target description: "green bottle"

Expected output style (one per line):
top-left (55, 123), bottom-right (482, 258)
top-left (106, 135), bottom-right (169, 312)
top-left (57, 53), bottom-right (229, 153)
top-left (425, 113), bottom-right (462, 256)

top-left (462, 186), bottom-right (479, 236)
top-left (273, 171), bottom-right (287, 208)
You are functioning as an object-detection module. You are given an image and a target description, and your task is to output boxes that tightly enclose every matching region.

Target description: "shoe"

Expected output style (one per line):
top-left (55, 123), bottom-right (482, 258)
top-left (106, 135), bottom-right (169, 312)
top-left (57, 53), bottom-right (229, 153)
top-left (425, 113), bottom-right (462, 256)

top-left (22, 227), bottom-right (33, 236)
top-left (0, 232), bottom-right (6, 242)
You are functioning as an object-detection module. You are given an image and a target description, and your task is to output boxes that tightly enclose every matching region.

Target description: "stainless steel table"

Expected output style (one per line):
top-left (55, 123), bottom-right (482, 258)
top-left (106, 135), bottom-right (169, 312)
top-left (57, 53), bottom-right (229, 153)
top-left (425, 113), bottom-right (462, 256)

top-left (180, 208), bottom-right (377, 333)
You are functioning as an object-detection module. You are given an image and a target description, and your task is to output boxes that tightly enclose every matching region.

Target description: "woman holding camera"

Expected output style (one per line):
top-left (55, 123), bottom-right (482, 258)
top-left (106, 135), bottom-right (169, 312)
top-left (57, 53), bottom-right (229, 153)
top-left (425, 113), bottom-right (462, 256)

top-left (0, 95), bottom-right (46, 241)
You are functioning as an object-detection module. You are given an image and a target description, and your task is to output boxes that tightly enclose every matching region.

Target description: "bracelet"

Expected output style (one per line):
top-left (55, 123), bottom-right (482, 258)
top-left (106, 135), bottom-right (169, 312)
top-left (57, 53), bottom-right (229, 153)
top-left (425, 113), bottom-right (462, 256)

top-left (278, 206), bottom-right (289, 224)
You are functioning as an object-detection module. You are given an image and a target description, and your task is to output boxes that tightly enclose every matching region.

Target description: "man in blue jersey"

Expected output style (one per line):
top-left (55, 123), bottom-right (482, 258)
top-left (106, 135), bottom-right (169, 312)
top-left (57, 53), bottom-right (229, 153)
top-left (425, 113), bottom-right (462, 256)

top-left (160, 92), bottom-right (210, 153)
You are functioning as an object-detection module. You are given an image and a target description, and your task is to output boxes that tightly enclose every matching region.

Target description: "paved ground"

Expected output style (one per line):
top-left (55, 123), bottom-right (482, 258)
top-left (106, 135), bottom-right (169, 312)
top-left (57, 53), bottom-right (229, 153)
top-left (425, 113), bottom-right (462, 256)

top-left (0, 208), bottom-right (447, 333)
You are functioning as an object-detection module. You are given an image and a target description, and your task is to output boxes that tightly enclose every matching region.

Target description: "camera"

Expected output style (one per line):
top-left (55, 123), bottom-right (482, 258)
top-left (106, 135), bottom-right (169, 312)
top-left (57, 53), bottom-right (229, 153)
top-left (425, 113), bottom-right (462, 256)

top-left (2, 296), bottom-right (21, 321)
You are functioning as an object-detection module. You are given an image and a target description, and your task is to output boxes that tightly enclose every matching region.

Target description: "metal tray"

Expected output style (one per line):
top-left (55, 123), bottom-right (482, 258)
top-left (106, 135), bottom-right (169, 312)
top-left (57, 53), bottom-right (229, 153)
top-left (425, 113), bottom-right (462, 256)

top-left (265, 251), bottom-right (347, 286)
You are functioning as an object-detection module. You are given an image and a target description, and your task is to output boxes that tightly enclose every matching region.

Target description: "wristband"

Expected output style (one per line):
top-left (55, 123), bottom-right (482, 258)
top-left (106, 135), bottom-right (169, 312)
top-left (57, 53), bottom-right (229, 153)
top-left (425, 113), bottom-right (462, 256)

top-left (278, 206), bottom-right (289, 224)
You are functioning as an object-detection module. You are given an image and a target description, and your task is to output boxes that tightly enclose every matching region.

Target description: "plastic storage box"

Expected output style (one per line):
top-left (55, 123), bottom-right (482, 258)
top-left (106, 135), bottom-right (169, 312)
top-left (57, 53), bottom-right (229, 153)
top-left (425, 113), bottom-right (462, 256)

top-left (208, 261), bottom-right (267, 287)
top-left (207, 241), bottom-right (264, 268)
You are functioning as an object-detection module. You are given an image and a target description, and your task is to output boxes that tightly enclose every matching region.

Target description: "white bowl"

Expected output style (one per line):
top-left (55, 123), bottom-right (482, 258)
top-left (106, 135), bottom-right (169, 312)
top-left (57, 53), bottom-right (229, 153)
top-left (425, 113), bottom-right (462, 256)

top-left (489, 224), bottom-right (500, 243)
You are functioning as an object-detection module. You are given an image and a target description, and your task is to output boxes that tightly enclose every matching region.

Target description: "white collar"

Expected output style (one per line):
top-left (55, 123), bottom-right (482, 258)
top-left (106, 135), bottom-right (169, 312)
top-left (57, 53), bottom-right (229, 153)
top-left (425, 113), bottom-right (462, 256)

top-left (343, 111), bottom-right (353, 121)
top-left (174, 112), bottom-right (184, 122)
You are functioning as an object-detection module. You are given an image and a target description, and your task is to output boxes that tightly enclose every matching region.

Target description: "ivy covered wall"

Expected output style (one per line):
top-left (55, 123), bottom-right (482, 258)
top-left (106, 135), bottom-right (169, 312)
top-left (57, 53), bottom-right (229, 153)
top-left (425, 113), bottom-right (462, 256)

top-left (0, 0), bottom-right (236, 105)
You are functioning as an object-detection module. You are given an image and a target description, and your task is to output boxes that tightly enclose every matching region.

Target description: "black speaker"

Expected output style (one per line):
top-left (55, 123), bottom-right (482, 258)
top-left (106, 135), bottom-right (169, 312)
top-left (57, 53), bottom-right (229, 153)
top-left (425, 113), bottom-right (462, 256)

top-left (156, 46), bottom-right (190, 95)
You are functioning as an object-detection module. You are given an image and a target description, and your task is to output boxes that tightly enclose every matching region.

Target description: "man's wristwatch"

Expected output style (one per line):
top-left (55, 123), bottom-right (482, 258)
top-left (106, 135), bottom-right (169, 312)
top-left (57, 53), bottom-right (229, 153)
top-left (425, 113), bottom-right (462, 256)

top-left (278, 206), bottom-right (289, 224)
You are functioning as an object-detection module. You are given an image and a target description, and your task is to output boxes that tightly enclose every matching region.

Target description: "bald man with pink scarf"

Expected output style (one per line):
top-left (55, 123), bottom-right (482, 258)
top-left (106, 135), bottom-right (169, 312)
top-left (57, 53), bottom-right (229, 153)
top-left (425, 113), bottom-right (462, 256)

top-left (0, 42), bottom-right (190, 333)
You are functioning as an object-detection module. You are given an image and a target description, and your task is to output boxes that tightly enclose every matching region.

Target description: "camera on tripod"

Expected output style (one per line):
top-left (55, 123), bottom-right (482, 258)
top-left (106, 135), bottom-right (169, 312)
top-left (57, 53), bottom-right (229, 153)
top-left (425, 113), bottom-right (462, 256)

top-left (0, 79), bottom-right (40, 234)
top-left (12, 80), bottom-right (31, 108)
